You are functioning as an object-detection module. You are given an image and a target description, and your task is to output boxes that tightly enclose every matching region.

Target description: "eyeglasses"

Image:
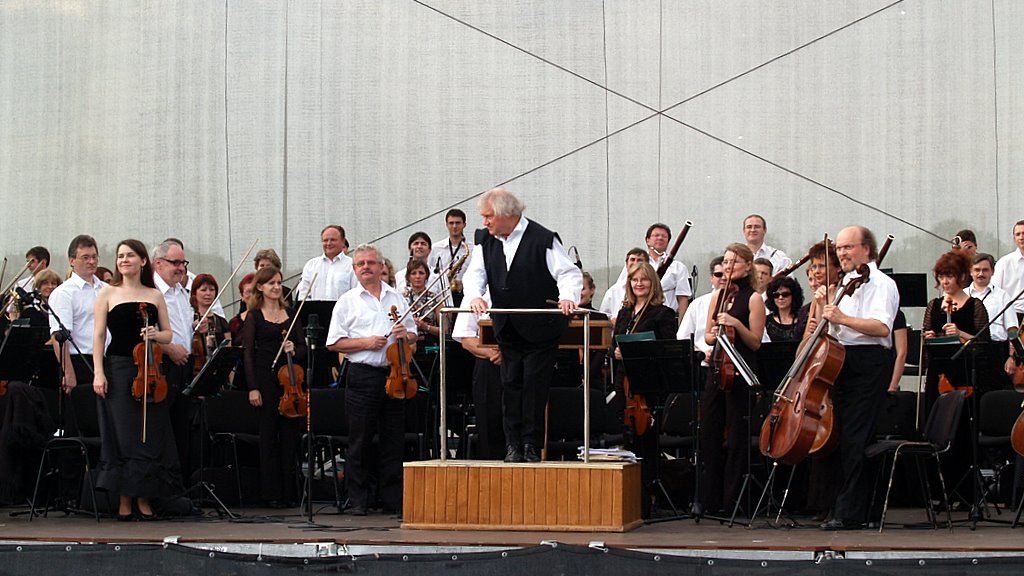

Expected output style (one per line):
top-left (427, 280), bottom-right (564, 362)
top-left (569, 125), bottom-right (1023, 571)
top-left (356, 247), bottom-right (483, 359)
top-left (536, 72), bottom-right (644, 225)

top-left (712, 271), bottom-right (725, 278)
top-left (773, 292), bottom-right (792, 299)
top-left (161, 258), bottom-right (190, 267)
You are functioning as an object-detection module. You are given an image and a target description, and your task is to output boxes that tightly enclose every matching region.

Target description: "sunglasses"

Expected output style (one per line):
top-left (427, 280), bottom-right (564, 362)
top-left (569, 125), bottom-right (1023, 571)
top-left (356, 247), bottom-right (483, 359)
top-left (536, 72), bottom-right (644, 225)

top-left (773, 292), bottom-right (792, 299)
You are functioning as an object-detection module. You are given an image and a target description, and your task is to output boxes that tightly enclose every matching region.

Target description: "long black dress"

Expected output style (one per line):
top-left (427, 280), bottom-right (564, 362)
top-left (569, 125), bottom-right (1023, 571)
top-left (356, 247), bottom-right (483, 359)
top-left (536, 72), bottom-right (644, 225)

top-left (96, 302), bottom-right (184, 499)
top-left (241, 308), bottom-right (306, 504)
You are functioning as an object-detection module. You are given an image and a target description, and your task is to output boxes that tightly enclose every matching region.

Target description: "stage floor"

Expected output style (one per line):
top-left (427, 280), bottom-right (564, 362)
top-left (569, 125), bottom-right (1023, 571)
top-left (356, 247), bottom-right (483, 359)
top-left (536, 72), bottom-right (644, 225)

top-left (3, 504), bottom-right (1023, 557)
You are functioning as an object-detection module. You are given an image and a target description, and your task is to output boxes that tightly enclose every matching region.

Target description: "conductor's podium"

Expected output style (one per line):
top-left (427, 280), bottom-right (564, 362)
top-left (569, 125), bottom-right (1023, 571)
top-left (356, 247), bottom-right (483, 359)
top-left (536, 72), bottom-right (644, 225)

top-left (402, 459), bottom-right (642, 532)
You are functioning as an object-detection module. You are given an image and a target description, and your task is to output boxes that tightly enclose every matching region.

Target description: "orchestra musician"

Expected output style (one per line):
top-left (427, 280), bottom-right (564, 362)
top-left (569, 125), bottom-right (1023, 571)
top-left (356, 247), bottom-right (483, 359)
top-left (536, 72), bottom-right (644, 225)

top-left (452, 292), bottom-right (505, 460)
top-left (699, 243), bottom-right (765, 516)
top-left (396, 232), bottom-right (438, 295)
top-left (967, 253), bottom-right (1018, 378)
top-left (16, 246), bottom-right (50, 291)
top-left (253, 248), bottom-right (292, 305)
top-left (404, 259), bottom-right (441, 345)
top-left (743, 214), bottom-right (792, 275)
top-left (48, 235), bottom-right (108, 392)
top-left (191, 273), bottom-right (231, 357)
top-left (241, 266), bottom-right (306, 508)
top-left (326, 244), bottom-right (417, 516)
top-left (752, 258), bottom-right (774, 297)
top-left (643, 224), bottom-right (691, 317)
top-left (599, 248), bottom-right (650, 321)
top-left (677, 256), bottom-right (725, 379)
top-left (953, 229), bottom-right (978, 260)
top-left (992, 219), bottom-right (1024, 324)
top-left (463, 187), bottom-right (582, 463)
top-left (91, 239), bottom-right (180, 521)
top-left (227, 272), bottom-right (255, 390)
top-left (295, 225), bottom-right (356, 301)
top-left (763, 276), bottom-right (806, 342)
top-left (382, 257), bottom-right (397, 288)
top-left (428, 208), bottom-right (474, 306)
top-left (151, 240), bottom-right (197, 481)
top-left (921, 251), bottom-right (990, 410)
top-left (815, 226), bottom-right (899, 530)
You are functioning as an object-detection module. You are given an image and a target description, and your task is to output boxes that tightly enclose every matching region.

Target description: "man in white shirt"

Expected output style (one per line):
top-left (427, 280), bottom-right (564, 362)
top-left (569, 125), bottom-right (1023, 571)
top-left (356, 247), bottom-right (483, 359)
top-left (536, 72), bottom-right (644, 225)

top-left (395, 231), bottom-right (440, 295)
top-left (295, 225), bottom-right (356, 301)
top-left (153, 239), bottom-right (197, 477)
top-left (428, 209), bottom-right (474, 306)
top-left (992, 219), bottom-right (1024, 324)
top-left (326, 244), bottom-right (417, 516)
top-left (677, 256), bottom-right (725, 368)
top-left (743, 214), bottom-right (792, 275)
top-left (48, 235), bottom-right (107, 392)
top-left (463, 187), bottom-right (582, 463)
top-left (599, 248), bottom-right (650, 321)
top-left (967, 253), bottom-right (1018, 377)
top-left (816, 226), bottom-right (899, 531)
top-left (639, 223), bottom-right (692, 318)
top-left (16, 246), bottom-right (50, 291)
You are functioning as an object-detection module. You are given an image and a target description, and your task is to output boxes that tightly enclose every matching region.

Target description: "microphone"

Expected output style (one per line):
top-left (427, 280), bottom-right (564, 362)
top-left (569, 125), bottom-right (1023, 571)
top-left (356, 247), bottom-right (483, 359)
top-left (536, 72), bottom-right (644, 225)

top-left (569, 246), bottom-right (582, 270)
top-left (15, 286), bottom-right (40, 305)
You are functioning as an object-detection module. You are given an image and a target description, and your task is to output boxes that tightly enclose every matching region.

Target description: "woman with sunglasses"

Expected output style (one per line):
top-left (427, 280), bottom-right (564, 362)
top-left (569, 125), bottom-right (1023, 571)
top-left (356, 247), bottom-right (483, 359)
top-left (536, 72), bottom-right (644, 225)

top-left (764, 276), bottom-right (806, 342)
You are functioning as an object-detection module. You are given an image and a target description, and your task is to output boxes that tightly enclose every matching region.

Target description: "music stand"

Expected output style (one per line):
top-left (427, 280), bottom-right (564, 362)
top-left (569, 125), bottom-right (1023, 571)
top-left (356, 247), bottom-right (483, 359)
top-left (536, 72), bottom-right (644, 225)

top-left (618, 338), bottom-right (697, 521)
top-left (0, 322), bottom-right (50, 382)
top-left (181, 345), bottom-right (243, 518)
top-left (299, 301), bottom-right (338, 388)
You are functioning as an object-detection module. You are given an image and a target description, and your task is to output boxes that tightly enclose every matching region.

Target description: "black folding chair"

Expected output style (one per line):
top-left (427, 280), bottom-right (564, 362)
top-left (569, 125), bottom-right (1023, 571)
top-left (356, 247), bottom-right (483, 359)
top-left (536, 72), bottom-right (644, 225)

top-left (303, 388), bottom-right (349, 509)
top-left (204, 389), bottom-right (259, 506)
top-left (867, 390), bottom-right (966, 532)
top-left (30, 386), bottom-right (101, 521)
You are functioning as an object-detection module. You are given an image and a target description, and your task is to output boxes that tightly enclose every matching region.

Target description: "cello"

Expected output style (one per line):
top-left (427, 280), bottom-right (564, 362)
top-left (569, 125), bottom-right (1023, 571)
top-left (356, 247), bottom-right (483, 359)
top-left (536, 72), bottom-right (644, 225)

top-left (385, 305), bottom-right (417, 399)
top-left (759, 263), bottom-right (871, 465)
top-left (132, 303), bottom-right (169, 443)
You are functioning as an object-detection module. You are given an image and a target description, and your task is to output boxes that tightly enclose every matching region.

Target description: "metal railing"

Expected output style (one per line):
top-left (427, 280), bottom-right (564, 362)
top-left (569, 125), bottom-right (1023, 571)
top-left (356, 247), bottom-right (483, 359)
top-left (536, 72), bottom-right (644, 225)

top-left (437, 307), bottom-right (599, 463)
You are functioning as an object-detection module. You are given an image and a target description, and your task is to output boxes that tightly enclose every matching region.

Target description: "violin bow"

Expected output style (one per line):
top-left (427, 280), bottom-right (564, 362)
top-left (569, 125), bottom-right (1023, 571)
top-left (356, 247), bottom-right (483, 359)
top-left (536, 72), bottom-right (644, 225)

top-left (272, 272), bottom-right (317, 367)
top-left (191, 238), bottom-right (260, 337)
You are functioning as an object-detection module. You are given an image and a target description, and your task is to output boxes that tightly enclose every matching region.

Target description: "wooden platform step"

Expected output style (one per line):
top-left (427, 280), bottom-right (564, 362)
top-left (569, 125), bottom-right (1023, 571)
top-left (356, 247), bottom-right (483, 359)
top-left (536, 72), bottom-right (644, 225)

top-left (402, 459), bottom-right (642, 532)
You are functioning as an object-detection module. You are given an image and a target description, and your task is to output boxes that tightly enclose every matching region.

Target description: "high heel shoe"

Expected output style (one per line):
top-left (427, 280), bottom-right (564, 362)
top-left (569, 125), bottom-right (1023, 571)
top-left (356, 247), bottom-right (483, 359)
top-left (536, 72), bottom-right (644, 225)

top-left (117, 512), bottom-right (134, 522)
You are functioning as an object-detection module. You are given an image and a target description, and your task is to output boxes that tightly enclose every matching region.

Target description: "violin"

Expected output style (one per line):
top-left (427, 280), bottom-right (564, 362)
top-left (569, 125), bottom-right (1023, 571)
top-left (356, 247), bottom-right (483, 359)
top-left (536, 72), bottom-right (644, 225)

top-left (191, 311), bottom-right (216, 377)
top-left (0, 380), bottom-right (7, 396)
top-left (760, 263), bottom-right (871, 465)
top-left (936, 296), bottom-right (974, 397)
top-left (1012, 324), bottom-right (1024, 391)
top-left (620, 304), bottom-right (653, 437)
top-left (709, 273), bottom-right (738, 392)
top-left (132, 303), bottom-right (168, 442)
top-left (385, 305), bottom-right (417, 399)
top-left (277, 329), bottom-right (308, 418)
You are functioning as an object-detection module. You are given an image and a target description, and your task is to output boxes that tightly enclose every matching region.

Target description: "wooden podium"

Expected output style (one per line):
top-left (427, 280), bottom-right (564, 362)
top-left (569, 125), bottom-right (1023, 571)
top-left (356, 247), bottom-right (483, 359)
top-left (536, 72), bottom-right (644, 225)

top-left (402, 460), bottom-right (642, 532)
top-left (404, 311), bottom-right (639, 532)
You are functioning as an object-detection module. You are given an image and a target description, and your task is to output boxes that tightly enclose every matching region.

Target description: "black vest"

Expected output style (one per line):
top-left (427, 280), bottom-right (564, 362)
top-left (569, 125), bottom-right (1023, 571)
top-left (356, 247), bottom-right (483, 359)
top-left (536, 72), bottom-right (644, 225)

top-left (475, 220), bottom-right (569, 343)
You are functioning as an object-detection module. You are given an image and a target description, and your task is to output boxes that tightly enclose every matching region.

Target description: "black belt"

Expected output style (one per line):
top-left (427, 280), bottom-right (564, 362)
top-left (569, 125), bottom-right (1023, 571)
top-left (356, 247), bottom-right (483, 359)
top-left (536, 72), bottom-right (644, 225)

top-left (350, 362), bottom-right (390, 373)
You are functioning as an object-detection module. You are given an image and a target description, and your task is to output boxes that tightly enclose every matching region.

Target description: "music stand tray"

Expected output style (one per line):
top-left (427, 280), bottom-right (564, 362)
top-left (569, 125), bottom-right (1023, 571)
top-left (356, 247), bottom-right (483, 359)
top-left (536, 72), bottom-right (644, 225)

top-left (184, 345), bottom-right (243, 397)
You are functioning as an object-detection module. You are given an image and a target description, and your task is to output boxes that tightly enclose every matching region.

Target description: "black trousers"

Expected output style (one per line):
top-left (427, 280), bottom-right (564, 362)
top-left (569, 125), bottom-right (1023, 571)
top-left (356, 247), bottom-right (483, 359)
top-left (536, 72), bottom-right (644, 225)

top-left (345, 363), bottom-right (405, 510)
top-left (254, 387), bottom-right (302, 502)
top-left (472, 357), bottom-right (505, 460)
top-left (162, 357), bottom-right (195, 483)
top-left (832, 345), bottom-right (890, 523)
top-left (496, 330), bottom-right (559, 447)
top-left (698, 371), bottom-right (753, 513)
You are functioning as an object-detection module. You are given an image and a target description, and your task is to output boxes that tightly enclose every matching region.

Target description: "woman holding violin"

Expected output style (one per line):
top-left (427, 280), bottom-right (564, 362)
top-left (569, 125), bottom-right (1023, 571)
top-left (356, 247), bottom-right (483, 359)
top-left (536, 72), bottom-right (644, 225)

top-left (190, 273), bottom-right (230, 374)
top-left (241, 266), bottom-right (306, 508)
top-left (699, 242), bottom-right (765, 516)
top-left (921, 250), bottom-right (989, 412)
top-left (92, 239), bottom-right (180, 521)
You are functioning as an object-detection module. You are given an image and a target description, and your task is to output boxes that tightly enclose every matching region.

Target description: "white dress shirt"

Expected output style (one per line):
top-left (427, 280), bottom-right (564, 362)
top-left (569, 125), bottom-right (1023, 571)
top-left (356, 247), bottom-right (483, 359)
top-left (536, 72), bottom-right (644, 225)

top-left (155, 273), bottom-right (194, 353)
top-left (47, 272), bottom-right (108, 355)
top-left (326, 282), bottom-right (418, 368)
top-left (185, 270), bottom-right (225, 318)
top-left (428, 238), bottom-right (474, 281)
top-left (966, 283), bottom-right (1017, 341)
top-left (753, 243), bottom-right (793, 276)
top-left (296, 252), bottom-right (357, 301)
top-left (677, 291), bottom-right (714, 366)
top-left (461, 216), bottom-right (583, 306)
top-left (599, 282), bottom-right (627, 321)
top-left (828, 262), bottom-right (899, 348)
top-left (452, 292), bottom-right (490, 342)
top-left (993, 249), bottom-right (1024, 315)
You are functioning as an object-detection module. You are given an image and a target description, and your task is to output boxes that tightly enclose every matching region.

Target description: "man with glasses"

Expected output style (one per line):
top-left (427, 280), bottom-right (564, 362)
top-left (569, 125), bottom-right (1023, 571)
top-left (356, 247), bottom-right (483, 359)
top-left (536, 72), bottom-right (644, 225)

top-left (152, 239), bottom-right (196, 478)
top-left (48, 235), bottom-right (107, 391)
top-left (966, 252), bottom-right (1018, 379)
top-left (814, 226), bottom-right (898, 530)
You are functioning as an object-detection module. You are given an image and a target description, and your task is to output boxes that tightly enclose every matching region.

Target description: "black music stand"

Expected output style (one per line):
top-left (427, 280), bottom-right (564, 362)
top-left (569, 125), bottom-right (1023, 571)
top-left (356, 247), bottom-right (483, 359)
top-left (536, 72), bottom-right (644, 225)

top-left (299, 301), bottom-right (338, 388)
top-left (182, 345), bottom-right (243, 518)
top-left (618, 338), bottom-right (697, 521)
top-left (0, 322), bottom-right (50, 383)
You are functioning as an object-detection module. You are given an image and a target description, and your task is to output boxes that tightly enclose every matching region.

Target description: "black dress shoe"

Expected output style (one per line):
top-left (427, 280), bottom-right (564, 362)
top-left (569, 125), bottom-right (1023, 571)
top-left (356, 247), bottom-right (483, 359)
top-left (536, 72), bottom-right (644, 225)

top-left (523, 444), bottom-right (541, 463)
top-left (504, 444), bottom-right (524, 463)
top-left (820, 518), bottom-right (862, 531)
top-left (348, 505), bottom-right (368, 516)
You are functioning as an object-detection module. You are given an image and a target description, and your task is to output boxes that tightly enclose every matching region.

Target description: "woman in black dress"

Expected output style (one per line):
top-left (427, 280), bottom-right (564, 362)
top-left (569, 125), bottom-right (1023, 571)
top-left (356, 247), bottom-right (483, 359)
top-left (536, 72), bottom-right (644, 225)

top-left (92, 239), bottom-right (179, 521)
top-left (699, 242), bottom-right (765, 516)
top-left (764, 276), bottom-right (806, 342)
top-left (241, 266), bottom-right (306, 507)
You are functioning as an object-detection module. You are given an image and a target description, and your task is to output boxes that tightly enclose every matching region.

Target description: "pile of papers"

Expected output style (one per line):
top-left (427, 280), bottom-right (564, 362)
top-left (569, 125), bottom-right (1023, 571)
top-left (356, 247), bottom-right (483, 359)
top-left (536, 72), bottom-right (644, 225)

top-left (576, 447), bottom-right (638, 463)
